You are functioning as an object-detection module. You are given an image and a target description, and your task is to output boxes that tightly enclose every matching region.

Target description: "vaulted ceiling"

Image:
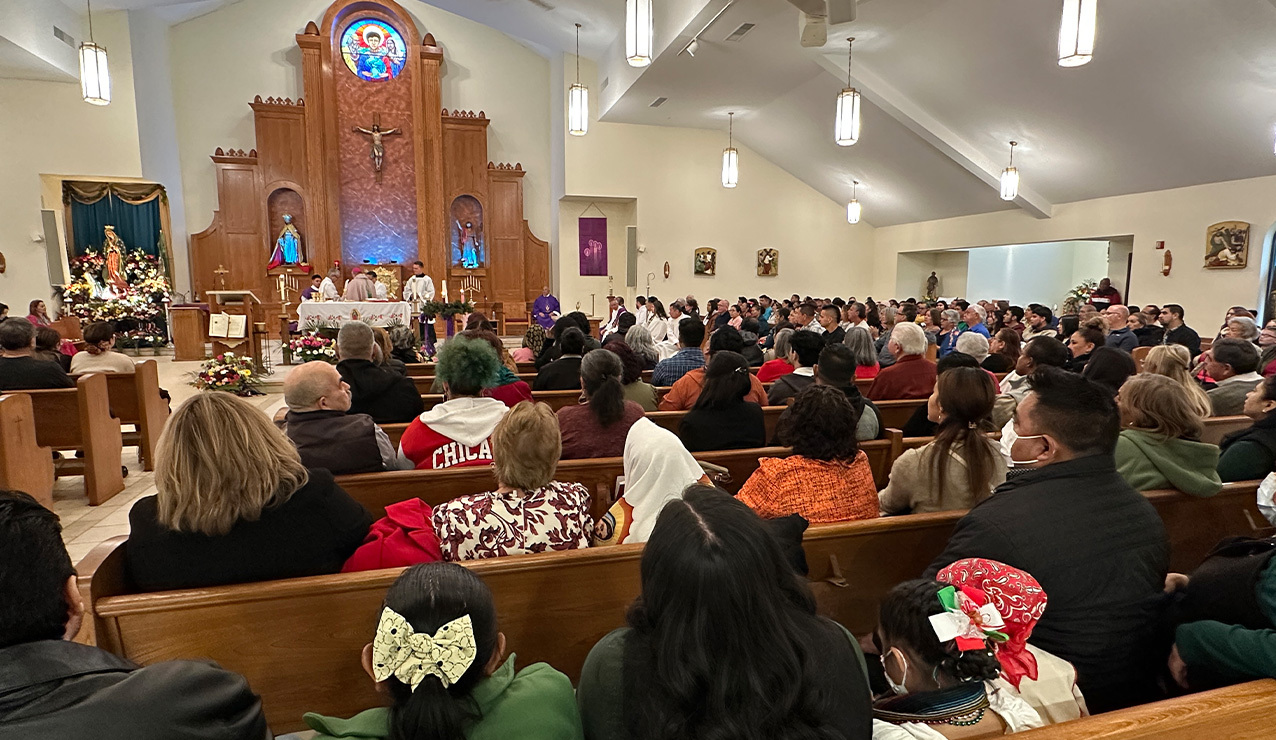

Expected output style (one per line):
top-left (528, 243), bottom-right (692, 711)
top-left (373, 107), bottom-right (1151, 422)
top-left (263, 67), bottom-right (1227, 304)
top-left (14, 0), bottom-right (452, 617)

top-left (50, 0), bottom-right (1276, 226)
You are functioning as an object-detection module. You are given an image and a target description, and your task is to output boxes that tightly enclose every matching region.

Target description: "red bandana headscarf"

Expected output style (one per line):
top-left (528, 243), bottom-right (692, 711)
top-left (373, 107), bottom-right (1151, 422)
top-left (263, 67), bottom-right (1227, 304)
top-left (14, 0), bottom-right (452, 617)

top-left (937, 558), bottom-right (1047, 689)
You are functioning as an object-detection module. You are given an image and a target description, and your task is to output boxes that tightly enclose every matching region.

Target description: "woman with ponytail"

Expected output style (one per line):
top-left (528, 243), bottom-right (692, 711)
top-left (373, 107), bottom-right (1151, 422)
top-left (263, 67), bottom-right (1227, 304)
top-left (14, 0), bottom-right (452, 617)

top-left (871, 579), bottom-right (1044, 738)
top-left (304, 562), bottom-right (583, 740)
top-left (556, 348), bottom-right (644, 459)
top-left (879, 367), bottom-right (1005, 515)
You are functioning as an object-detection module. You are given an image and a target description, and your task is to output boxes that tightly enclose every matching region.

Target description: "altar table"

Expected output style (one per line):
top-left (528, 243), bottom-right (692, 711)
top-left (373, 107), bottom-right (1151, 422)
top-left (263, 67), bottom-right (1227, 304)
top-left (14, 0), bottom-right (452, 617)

top-left (297, 301), bottom-right (414, 328)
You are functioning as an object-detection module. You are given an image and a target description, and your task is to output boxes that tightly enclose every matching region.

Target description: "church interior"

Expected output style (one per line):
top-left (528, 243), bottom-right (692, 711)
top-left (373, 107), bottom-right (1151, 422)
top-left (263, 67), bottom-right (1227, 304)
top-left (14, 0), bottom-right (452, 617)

top-left (4, 0), bottom-right (1276, 737)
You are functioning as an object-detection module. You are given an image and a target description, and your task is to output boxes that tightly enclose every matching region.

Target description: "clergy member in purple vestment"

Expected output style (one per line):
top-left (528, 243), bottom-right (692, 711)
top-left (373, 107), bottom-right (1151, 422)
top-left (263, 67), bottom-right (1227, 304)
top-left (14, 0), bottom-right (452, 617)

top-left (533, 287), bottom-right (560, 330)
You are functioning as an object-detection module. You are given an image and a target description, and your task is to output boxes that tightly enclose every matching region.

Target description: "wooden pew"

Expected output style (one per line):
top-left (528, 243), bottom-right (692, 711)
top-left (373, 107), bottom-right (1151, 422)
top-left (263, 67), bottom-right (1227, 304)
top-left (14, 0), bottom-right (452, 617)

top-left (72, 360), bottom-right (169, 471)
top-left (75, 482), bottom-right (1263, 733)
top-left (20, 374), bottom-right (124, 505)
top-left (1200, 415), bottom-right (1251, 446)
top-left (647, 405), bottom-right (788, 442)
top-left (336, 446), bottom-right (792, 520)
top-left (0, 394), bottom-right (55, 508)
top-left (1015, 679), bottom-right (1276, 739)
top-left (421, 389), bottom-right (583, 412)
top-left (875, 398), bottom-right (929, 430)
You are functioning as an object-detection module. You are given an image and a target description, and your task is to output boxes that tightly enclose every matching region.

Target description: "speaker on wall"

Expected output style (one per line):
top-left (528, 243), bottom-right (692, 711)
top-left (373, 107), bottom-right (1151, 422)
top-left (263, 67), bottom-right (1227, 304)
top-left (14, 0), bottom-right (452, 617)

top-left (626, 226), bottom-right (638, 288)
top-left (41, 209), bottom-right (67, 287)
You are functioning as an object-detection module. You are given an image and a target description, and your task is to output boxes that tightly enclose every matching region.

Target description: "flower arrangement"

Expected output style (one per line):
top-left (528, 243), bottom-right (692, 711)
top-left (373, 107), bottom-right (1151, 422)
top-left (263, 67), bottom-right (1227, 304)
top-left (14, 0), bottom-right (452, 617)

top-left (62, 246), bottom-right (171, 334)
top-left (421, 299), bottom-right (475, 318)
top-left (290, 332), bottom-right (337, 363)
top-left (191, 352), bottom-right (261, 395)
top-left (1062, 279), bottom-right (1097, 316)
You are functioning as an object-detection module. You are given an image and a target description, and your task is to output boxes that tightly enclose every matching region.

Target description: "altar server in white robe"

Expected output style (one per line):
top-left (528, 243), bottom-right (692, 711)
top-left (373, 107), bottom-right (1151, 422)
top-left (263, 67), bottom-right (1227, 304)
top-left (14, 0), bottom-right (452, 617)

top-left (655, 301), bottom-right (688, 361)
top-left (319, 266), bottom-right (342, 301)
top-left (403, 261), bottom-right (436, 343)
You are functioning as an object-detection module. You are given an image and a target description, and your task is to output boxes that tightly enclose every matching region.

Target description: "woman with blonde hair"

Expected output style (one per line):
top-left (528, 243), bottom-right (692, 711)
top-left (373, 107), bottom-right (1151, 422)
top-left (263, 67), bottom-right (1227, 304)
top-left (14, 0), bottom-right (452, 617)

top-left (126, 393), bottom-right (372, 591)
top-left (1142, 344), bottom-right (1212, 418)
top-left (433, 401), bottom-right (592, 561)
top-left (1114, 373), bottom-right (1221, 497)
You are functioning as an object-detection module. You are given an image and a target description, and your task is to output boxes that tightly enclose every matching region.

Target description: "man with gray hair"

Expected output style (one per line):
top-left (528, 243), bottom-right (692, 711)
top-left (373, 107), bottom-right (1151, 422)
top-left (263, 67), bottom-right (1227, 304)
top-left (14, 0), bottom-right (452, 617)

top-left (962, 304), bottom-right (991, 338)
top-left (955, 331), bottom-right (990, 364)
top-left (282, 361), bottom-right (399, 473)
top-left (867, 322), bottom-right (937, 401)
top-left (1103, 304), bottom-right (1138, 352)
top-left (335, 321), bottom-right (424, 423)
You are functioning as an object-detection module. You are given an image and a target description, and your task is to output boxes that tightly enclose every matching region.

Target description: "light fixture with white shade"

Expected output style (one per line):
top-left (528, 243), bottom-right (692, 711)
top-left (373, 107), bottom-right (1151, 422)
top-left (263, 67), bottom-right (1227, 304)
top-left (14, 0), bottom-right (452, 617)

top-left (847, 180), bottom-right (861, 224)
top-left (1058, 0), bottom-right (1097, 67)
top-left (626, 0), bottom-right (653, 67)
top-left (722, 112), bottom-right (739, 188)
top-left (834, 37), bottom-right (861, 146)
top-left (1000, 141), bottom-right (1020, 201)
top-left (79, 0), bottom-right (110, 106)
top-left (568, 23), bottom-right (588, 136)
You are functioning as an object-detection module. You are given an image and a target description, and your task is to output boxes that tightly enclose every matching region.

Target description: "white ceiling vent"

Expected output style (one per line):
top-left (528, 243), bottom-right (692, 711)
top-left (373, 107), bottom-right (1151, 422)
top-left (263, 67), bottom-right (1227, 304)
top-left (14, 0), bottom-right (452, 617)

top-left (724, 23), bottom-right (756, 42)
top-left (649, 96), bottom-right (667, 107)
top-left (600, 76), bottom-right (609, 92)
top-left (53, 26), bottom-right (75, 48)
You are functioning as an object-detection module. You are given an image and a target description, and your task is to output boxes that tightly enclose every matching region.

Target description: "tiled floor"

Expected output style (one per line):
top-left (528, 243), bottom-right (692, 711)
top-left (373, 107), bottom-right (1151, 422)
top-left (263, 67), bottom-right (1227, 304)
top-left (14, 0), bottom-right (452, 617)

top-left (57, 348), bottom-right (293, 565)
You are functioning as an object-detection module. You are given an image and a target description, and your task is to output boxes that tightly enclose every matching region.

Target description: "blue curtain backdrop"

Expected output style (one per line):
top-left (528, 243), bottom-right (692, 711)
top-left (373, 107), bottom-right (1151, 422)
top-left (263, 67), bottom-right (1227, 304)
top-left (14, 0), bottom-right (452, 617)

top-left (63, 182), bottom-right (165, 257)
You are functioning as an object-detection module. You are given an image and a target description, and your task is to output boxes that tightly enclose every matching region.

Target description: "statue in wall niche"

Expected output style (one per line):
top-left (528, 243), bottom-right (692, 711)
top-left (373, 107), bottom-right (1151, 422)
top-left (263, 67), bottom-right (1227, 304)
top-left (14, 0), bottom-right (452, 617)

top-left (103, 225), bottom-right (128, 293)
top-left (268, 214), bottom-right (304, 269)
top-left (925, 271), bottom-right (940, 302)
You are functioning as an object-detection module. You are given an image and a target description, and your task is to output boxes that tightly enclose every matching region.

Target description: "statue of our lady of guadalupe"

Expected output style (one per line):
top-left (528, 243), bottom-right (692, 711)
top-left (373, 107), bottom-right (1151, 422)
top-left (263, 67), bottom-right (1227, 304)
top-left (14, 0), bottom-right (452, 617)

top-left (268, 214), bottom-right (304, 269)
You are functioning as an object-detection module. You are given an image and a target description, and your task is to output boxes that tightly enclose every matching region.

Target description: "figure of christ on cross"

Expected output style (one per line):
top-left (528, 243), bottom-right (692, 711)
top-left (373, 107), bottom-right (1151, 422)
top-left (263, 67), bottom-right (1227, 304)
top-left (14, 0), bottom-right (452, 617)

top-left (352, 112), bottom-right (401, 183)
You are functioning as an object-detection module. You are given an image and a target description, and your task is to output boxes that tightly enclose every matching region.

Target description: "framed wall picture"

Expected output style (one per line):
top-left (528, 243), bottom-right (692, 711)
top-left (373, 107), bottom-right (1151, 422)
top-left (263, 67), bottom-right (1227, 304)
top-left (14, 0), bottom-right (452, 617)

top-left (757, 248), bottom-right (778, 276)
top-left (694, 247), bottom-right (716, 276)
top-left (1204, 221), bottom-right (1250, 269)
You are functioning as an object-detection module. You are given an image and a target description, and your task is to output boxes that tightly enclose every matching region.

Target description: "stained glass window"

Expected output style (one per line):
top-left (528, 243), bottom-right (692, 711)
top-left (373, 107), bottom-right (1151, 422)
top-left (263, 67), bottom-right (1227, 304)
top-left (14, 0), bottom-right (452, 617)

top-left (341, 20), bottom-right (407, 82)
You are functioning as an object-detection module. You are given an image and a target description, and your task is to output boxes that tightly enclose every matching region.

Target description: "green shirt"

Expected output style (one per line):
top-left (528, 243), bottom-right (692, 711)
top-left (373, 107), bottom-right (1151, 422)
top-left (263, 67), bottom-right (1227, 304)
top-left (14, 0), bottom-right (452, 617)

top-left (304, 655), bottom-right (583, 740)
top-left (1177, 560), bottom-right (1276, 681)
top-left (1114, 429), bottom-right (1222, 498)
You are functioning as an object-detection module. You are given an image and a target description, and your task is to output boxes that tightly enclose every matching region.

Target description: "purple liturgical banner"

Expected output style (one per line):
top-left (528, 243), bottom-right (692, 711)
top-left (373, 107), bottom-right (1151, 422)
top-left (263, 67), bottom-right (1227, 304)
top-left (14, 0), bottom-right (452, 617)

top-left (579, 217), bottom-right (607, 276)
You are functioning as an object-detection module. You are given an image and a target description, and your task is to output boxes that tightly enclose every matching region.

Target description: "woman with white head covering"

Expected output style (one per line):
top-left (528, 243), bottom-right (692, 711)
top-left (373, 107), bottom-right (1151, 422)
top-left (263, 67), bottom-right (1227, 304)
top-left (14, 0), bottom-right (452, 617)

top-left (593, 418), bottom-right (710, 546)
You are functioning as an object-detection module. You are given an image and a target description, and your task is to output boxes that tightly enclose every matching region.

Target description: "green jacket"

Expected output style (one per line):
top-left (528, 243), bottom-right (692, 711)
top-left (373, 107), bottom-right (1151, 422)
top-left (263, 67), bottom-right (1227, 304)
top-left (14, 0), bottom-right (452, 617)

top-left (303, 655), bottom-right (583, 740)
top-left (1177, 560), bottom-right (1276, 681)
top-left (1114, 429), bottom-right (1222, 497)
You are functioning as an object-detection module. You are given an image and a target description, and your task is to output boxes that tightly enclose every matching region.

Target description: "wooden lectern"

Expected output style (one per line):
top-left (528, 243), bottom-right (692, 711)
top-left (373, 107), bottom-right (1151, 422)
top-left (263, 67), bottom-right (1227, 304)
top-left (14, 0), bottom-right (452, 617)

top-left (206, 291), bottom-right (264, 370)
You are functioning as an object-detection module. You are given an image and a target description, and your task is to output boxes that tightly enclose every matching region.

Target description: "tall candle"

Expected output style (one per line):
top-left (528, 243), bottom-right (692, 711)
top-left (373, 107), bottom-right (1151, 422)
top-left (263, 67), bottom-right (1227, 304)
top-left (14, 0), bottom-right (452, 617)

top-left (442, 280), bottom-right (449, 302)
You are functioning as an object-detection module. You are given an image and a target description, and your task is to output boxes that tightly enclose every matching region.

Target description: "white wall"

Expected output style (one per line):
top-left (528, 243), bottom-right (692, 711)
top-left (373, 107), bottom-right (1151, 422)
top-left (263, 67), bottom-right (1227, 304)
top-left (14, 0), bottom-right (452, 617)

top-left (963, 240), bottom-right (1110, 309)
top-left (558, 197), bottom-right (637, 315)
top-left (169, 0), bottom-right (553, 262)
top-left (0, 12), bottom-right (142, 313)
top-left (874, 176), bottom-right (1276, 330)
top-left (562, 58), bottom-right (874, 318)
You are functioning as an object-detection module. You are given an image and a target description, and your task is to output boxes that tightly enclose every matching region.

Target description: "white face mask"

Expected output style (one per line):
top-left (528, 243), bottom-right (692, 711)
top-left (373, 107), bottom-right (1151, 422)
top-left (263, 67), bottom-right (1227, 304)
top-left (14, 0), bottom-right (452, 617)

top-left (881, 648), bottom-right (909, 696)
top-left (1010, 434), bottom-right (1047, 466)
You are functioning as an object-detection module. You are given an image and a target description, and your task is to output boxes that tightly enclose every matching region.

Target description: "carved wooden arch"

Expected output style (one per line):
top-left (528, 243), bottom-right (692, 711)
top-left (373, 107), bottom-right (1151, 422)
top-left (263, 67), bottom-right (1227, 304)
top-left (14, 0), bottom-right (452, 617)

top-left (320, 0), bottom-right (422, 47)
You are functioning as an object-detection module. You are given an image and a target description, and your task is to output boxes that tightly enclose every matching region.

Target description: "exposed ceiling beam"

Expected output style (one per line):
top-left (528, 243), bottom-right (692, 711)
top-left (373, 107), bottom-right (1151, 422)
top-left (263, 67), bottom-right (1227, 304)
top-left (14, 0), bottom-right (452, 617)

top-left (810, 50), bottom-right (1054, 219)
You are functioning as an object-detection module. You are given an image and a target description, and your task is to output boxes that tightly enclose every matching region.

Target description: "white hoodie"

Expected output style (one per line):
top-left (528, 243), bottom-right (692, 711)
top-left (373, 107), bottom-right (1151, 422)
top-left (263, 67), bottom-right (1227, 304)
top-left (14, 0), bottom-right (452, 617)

top-left (397, 396), bottom-right (509, 470)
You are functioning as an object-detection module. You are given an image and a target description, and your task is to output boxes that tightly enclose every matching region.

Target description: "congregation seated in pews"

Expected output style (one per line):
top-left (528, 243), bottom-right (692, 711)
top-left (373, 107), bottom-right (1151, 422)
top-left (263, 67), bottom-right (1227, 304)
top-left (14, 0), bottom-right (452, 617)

top-left (10, 289), bottom-right (1276, 739)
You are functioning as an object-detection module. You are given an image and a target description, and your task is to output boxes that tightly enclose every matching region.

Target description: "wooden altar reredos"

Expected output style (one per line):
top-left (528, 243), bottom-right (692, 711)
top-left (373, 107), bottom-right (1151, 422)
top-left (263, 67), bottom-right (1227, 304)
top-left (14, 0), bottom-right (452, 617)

top-left (190, 0), bottom-right (550, 328)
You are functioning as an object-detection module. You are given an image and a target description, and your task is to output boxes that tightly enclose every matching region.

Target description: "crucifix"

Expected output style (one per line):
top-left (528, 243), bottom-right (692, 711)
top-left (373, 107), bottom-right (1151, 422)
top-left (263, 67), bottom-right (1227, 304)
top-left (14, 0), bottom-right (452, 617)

top-left (214, 264), bottom-right (230, 290)
top-left (352, 112), bottom-right (401, 183)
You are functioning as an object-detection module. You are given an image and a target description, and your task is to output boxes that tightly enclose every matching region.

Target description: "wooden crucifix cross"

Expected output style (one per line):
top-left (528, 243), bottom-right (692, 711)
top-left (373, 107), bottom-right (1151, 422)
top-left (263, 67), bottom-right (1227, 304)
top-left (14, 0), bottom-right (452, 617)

top-left (352, 112), bottom-right (401, 183)
top-left (214, 264), bottom-right (230, 290)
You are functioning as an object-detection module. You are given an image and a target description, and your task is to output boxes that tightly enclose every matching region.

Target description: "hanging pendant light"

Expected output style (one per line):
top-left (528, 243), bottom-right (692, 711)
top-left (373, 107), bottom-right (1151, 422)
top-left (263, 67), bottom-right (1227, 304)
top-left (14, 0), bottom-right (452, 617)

top-left (626, 0), bottom-right (653, 68)
top-left (834, 38), bottom-right (861, 146)
top-left (568, 23), bottom-right (589, 136)
top-left (79, 0), bottom-right (111, 105)
top-left (847, 180), bottom-right (861, 224)
top-left (722, 112), bottom-right (739, 188)
top-left (1058, 0), bottom-right (1097, 67)
top-left (1000, 141), bottom-right (1020, 201)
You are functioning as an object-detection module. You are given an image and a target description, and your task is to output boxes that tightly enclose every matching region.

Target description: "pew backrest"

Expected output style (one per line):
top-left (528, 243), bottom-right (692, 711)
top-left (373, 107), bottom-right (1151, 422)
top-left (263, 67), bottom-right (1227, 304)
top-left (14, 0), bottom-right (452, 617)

top-left (1200, 415), bottom-right (1251, 446)
top-left (0, 394), bottom-right (54, 508)
top-left (19, 373), bottom-right (123, 505)
top-left (72, 360), bottom-right (169, 470)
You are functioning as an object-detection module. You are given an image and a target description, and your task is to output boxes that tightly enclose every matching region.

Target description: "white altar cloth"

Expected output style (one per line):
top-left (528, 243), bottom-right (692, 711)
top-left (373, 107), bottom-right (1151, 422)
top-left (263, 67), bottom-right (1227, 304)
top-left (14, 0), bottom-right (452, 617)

top-left (297, 301), bottom-right (413, 328)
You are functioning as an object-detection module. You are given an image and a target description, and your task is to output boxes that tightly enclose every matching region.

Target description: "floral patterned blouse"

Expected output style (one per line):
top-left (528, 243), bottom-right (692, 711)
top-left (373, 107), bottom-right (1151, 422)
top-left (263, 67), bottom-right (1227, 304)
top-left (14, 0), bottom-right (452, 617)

top-left (432, 481), bottom-right (594, 562)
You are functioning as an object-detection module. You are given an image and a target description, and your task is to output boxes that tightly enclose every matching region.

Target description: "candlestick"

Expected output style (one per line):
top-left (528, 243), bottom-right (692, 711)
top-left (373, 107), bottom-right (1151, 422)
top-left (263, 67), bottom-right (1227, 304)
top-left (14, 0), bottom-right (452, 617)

top-left (442, 280), bottom-right (449, 302)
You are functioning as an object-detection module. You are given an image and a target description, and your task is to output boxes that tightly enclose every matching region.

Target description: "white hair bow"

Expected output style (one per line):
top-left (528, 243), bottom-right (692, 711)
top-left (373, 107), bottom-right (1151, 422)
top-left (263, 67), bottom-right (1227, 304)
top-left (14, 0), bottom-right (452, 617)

top-left (371, 608), bottom-right (477, 691)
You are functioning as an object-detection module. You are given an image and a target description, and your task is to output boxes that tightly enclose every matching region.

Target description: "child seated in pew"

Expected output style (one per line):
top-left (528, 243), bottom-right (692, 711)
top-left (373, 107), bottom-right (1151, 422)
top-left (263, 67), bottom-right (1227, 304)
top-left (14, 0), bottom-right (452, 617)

top-left (0, 490), bottom-right (269, 738)
top-left (303, 562), bottom-right (584, 740)
top-left (127, 393), bottom-right (373, 591)
top-left (578, 486), bottom-right (873, 739)
top-left (400, 335), bottom-right (510, 470)
top-left (870, 579), bottom-right (1045, 738)
top-left (738, 384), bottom-right (878, 523)
top-left (433, 401), bottom-right (592, 561)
